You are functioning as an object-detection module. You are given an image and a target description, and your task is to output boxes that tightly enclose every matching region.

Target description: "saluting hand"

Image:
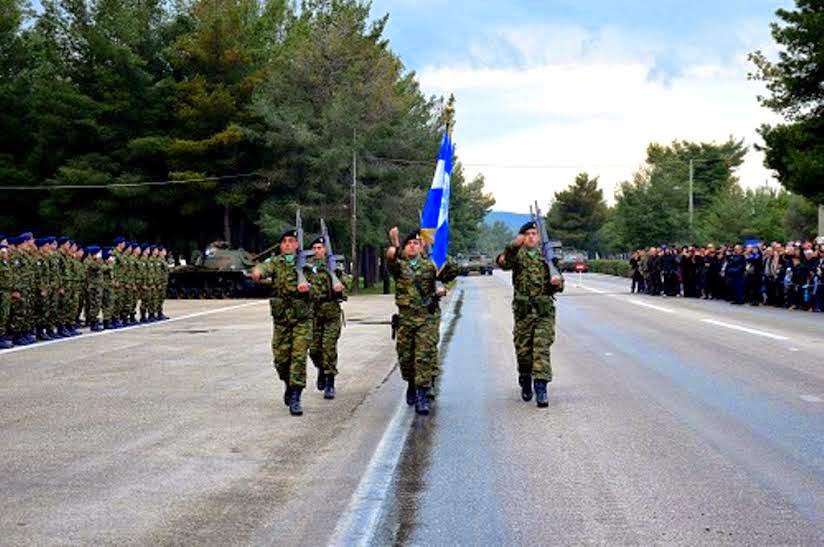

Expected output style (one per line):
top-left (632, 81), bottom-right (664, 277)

top-left (550, 275), bottom-right (562, 286)
top-left (297, 282), bottom-right (310, 293)
top-left (513, 234), bottom-right (525, 247)
top-left (388, 226), bottom-right (400, 248)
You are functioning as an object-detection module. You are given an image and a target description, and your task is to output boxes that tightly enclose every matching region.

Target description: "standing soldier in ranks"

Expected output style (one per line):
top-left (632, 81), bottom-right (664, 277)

top-left (83, 246), bottom-right (104, 331)
top-left (111, 237), bottom-right (126, 328)
top-left (158, 246), bottom-right (170, 320)
top-left (119, 241), bottom-right (134, 326)
top-left (0, 238), bottom-right (11, 349)
top-left (497, 221), bottom-right (564, 408)
top-left (101, 247), bottom-right (115, 329)
top-left (57, 237), bottom-right (78, 337)
top-left (8, 233), bottom-right (35, 345)
top-left (252, 228), bottom-right (312, 416)
top-left (307, 235), bottom-right (351, 399)
top-left (137, 243), bottom-right (150, 323)
top-left (386, 227), bottom-right (459, 416)
top-left (46, 238), bottom-right (64, 338)
top-left (33, 237), bottom-right (54, 341)
top-left (123, 242), bottom-right (138, 325)
top-left (72, 244), bottom-right (86, 329)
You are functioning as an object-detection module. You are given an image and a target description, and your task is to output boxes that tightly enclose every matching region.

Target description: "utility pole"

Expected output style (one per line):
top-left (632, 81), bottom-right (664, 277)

top-left (688, 159), bottom-right (694, 238)
top-left (350, 129), bottom-right (358, 294)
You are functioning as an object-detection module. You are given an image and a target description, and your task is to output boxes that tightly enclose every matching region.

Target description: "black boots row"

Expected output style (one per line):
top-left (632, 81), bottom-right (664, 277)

top-left (519, 374), bottom-right (549, 408)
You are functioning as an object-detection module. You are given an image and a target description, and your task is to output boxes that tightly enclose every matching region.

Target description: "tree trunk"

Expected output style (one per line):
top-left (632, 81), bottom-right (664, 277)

top-left (223, 205), bottom-right (231, 244)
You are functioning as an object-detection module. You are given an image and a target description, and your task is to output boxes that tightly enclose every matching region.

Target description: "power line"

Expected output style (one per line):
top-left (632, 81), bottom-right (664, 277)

top-left (366, 156), bottom-right (736, 169)
top-left (2, 173), bottom-right (264, 191)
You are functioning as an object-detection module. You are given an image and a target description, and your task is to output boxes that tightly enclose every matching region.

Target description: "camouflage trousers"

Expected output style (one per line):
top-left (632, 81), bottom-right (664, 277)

top-left (395, 309), bottom-right (440, 388)
top-left (310, 313), bottom-right (342, 376)
top-left (60, 287), bottom-right (81, 327)
top-left (513, 309), bottom-right (556, 382)
top-left (86, 285), bottom-right (103, 323)
top-left (102, 287), bottom-right (114, 321)
top-left (0, 291), bottom-right (9, 337)
top-left (8, 292), bottom-right (29, 335)
top-left (34, 288), bottom-right (52, 330)
top-left (272, 318), bottom-right (312, 388)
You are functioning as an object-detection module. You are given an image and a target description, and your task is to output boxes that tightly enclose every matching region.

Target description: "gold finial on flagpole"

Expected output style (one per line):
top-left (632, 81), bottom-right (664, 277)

top-left (445, 94), bottom-right (456, 137)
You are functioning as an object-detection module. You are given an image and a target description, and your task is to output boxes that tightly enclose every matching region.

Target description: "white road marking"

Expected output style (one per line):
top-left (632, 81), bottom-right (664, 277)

top-left (0, 300), bottom-right (267, 357)
top-left (330, 286), bottom-right (463, 546)
top-left (800, 395), bottom-right (822, 403)
top-left (700, 319), bottom-right (789, 341)
top-left (604, 352), bottom-right (614, 357)
top-left (624, 299), bottom-right (675, 314)
top-left (789, 347), bottom-right (800, 352)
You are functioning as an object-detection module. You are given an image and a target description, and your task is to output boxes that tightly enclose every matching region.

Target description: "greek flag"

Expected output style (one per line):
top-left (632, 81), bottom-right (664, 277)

top-left (420, 131), bottom-right (452, 269)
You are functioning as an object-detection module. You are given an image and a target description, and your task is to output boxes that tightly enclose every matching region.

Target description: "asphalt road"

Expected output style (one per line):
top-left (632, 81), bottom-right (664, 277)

top-left (373, 272), bottom-right (824, 545)
top-left (1, 274), bottom-right (822, 545)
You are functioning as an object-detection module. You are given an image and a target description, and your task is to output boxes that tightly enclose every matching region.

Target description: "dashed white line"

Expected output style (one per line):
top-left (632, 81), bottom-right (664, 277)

top-left (0, 300), bottom-right (267, 356)
top-left (800, 395), bottom-right (822, 403)
top-left (700, 319), bottom-right (789, 341)
top-left (788, 347), bottom-right (800, 352)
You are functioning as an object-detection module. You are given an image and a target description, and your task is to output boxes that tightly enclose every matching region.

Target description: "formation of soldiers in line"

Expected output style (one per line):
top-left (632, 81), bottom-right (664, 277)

top-left (629, 239), bottom-right (824, 311)
top-left (0, 233), bottom-right (170, 350)
top-left (252, 219), bottom-right (564, 417)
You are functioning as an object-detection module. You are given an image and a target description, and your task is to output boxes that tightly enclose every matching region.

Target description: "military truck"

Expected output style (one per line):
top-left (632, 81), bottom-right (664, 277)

top-left (459, 253), bottom-right (494, 276)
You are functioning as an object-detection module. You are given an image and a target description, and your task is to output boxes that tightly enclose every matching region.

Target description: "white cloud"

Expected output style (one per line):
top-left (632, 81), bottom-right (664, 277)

top-left (418, 22), bottom-right (782, 211)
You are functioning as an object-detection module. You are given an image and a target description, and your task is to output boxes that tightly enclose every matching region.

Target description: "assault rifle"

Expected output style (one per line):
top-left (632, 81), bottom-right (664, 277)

top-left (532, 201), bottom-right (562, 279)
top-left (320, 218), bottom-right (345, 299)
top-left (295, 209), bottom-right (309, 288)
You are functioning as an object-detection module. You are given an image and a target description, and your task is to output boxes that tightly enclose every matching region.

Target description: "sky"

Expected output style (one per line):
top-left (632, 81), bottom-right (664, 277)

top-left (371, 0), bottom-right (793, 212)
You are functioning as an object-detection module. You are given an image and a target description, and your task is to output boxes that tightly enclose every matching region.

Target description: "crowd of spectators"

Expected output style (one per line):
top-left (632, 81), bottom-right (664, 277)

top-left (628, 239), bottom-right (824, 312)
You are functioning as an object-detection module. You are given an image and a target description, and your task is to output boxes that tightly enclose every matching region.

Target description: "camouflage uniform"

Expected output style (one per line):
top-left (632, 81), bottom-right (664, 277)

top-left (307, 258), bottom-right (351, 378)
top-left (33, 248), bottom-right (51, 335)
top-left (85, 257), bottom-right (104, 324)
top-left (9, 249), bottom-right (33, 340)
top-left (387, 253), bottom-right (458, 389)
top-left (257, 254), bottom-right (312, 388)
top-left (497, 244), bottom-right (563, 383)
top-left (101, 256), bottom-right (114, 324)
top-left (0, 249), bottom-right (11, 343)
top-left (158, 254), bottom-right (169, 317)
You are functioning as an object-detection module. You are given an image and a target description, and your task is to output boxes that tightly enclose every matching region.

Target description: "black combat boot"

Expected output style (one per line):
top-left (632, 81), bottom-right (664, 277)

top-left (415, 387), bottom-right (430, 415)
top-left (0, 337), bottom-right (13, 349)
top-left (534, 379), bottom-right (549, 408)
top-left (128, 313), bottom-right (138, 326)
top-left (48, 328), bottom-right (62, 339)
top-left (323, 374), bottom-right (336, 399)
top-left (36, 329), bottom-right (49, 341)
top-left (519, 374), bottom-right (533, 402)
top-left (289, 387), bottom-right (303, 416)
top-left (406, 380), bottom-right (417, 406)
top-left (139, 313), bottom-right (149, 324)
top-left (316, 370), bottom-right (326, 391)
top-left (283, 382), bottom-right (292, 407)
top-left (91, 320), bottom-right (104, 332)
top-left (427, 378), bottom-right (437, 401)
top-left (103, 320), bottom-right (112, 330)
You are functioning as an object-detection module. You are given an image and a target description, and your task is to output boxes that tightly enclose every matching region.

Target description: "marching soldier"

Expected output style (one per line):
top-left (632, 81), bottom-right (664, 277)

top-left (251, 228), bottom-right (312, 416)
top-left (307, 235), bottom-right (351, 399)
top-left (386, 227), bottom-right (459, 416)
top-left (496, 221), bottom-right (564, 408)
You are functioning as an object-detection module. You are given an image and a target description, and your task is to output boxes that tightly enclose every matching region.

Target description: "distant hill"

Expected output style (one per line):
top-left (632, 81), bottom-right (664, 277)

top-left (484, 211), bottom-right (531, 234)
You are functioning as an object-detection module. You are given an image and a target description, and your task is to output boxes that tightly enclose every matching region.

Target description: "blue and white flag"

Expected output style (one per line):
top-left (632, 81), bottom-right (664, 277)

top-left (420, 131), bottom-right (453, 269)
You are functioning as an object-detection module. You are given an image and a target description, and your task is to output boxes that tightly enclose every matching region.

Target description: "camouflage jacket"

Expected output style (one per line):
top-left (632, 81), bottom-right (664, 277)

top-left (387, 253), bottom-right (459, 315)
top-left (498, 244), bottom-right (563, 316)
top-left (0, 253), bottom-right (11, 291)
top-left (307, 258), bottom-right (352, 319)
top-left (257, 254), bottom-right (312, 324)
